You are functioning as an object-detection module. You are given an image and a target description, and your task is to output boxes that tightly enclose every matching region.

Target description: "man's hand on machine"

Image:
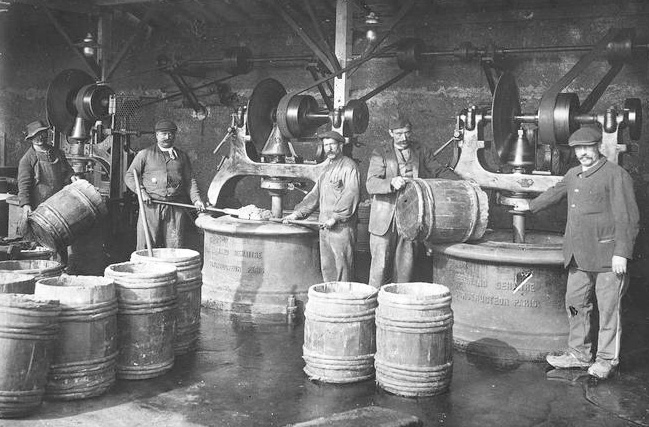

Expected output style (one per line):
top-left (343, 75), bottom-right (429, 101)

top-left (282, 213), bottom-right (299, 224)
top-left (321, 218), bottom-right (336, 229)
top-left (391, 176), bottom-right (406, 191)
top-left (512, 199), bottom-right (530, 212)
top-left (194, 200), bottom-right (206, 212)
top-left (140, 190), bottom-right (152, 204)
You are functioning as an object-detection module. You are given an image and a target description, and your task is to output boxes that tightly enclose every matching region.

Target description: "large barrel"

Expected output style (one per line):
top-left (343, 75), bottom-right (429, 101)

top-left (0, 260), bottom-right (64, 282)
top-left (0, 294), bottom-right (60, 418)
top-left (0, 273), bottom-right (35, 294)
top-left (28, 180), bottom-right (107, 251)
top-left (303, 282), bottom-right (378, 384)
top-left (131, 248), bottom-right (202, 355)
top-left (104, 262), bottom-right (177, 380)
top-left (34, 276), bottom-right (118, 400)
top-left (196, 215), bottom-right (322, 323)
top-left (395, 178), bottom-right (489, 243)
top-left (375, 282), bottom-right (453, 397)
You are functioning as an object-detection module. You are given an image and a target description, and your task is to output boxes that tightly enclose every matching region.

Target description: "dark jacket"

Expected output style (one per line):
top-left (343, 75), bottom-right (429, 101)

top-left (366, 139), bottom-right (459, 236)
top-left (529, 157), bottom-right (639, 272)
top-left (125, 144), bottom-right (202, 204)
top-left (17, 146), bottom-right (73, 208)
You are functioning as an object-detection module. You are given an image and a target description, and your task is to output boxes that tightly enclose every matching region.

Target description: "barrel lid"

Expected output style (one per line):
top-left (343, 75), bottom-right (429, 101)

top-left (131, 248), bottom-right (201, 263)
top-left (309, 281), bottom-right (378, 300)
top-left (196, 214), bottom-right (318, 237)
top-left (105, 261), bottom-right (177, 277)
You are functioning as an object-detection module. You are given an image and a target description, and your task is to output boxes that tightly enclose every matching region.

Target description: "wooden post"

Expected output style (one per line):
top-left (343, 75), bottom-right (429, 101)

top-left (333, 0), bottom-right (352, 136)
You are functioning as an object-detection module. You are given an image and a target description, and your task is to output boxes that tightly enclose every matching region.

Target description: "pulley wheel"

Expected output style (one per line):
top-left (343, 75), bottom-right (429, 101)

top-left (342, 99), bottom-right (369, 137)
top-left (46, 69), bottom-right (95, 134)
top-left (538, 92), bottom-right (579, 146)
top-left (624, 98), bottom-right (642, 141)
top-left (276, 93), bottom-right (322, 139)
top-left (247, 78), bottom-right (286, 153)
top-left (75, 84), bottom-right (114, 121)
top-left (396, 38), bottom-right (425, 71)
top-left (491, 72), bottom-right (521, 163)
top-left (223, 46), bottom-right (253, 76)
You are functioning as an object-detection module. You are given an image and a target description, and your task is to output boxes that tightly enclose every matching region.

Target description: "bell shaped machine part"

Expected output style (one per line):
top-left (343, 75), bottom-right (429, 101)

top-left (70, 116), bottom-right (90, 141)
top-left (261, 125), bottom-right (292, 159)
top-left (505, 129), bottom-right (535, 173)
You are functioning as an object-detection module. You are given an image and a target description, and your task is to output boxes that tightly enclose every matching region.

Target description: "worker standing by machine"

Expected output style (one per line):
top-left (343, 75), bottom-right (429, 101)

top-left (514, 126), bottom-right (639, 379)
top-left (283, 130), bottom-right (360, 282)
top-left (125, 119), bottom-right (206, 250)
top-left (366, 115), bottom-right (459, 289)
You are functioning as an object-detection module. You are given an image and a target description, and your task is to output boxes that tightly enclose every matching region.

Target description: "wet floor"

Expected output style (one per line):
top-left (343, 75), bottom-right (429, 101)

top-left (3, 279), bottom-right (649, 427)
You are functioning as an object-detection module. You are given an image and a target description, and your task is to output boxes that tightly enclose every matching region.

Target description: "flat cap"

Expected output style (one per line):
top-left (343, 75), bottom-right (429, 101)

top-left (154, 119), bottom-right (178, 132)
top-left (568, 127), bottom-right (601, 147)
top-left (25, 120), bottom-right (49, 140)
top-left (318, 130), bottom-right (345, 144)
top-left (388, 115), bottom-right (412, 130)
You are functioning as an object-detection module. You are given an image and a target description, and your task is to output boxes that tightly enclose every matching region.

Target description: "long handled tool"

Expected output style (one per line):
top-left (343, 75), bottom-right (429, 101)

top-left (151, 200), bottom-right (323, 227)
top-left (132, 170), bottom-right (154, 257)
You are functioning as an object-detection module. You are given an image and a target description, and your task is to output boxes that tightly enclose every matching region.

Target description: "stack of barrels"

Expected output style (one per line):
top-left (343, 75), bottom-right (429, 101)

top-left (0, 247), bottom-right (203, 419)
top-left (303, 281), bottom-right (454, 397)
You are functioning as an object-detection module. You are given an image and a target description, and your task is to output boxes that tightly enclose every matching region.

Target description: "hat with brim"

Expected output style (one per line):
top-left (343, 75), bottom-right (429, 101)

top-left (388, 115), bottom-right (412, 130)
top-left (568, 127), bottom-right (601, 147)
top-left (318, 130), bottom-right (345, 144)
top-left (25, 120), bottom-right (49, 140)
top-left (155, 119), bottom-right (178, 133)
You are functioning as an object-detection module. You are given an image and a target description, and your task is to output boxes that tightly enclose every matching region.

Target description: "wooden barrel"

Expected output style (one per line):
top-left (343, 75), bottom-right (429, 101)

top-left (0, 293), bottom-right (60, 418)
top-left (375, 282), bottom-right (453, 397)
top-left (131, 248), bottom-right (202, 355)
top-left (303, 281), bottom-right (378, 383)
top-left (28, 180), bottom-right (107, 251)
top-left (104, 261), bottom-right (177, 380)
top-left (0, 273), bottom-right (35, 294)
top-left (34, 276), bottom-right (118, 400)
top-left (0, 260), bottom-right (64, 282)
top-left (395, 178), bottom-right (489, 243)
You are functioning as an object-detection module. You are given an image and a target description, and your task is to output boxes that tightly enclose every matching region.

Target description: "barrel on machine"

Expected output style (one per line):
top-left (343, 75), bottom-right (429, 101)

top-left (104, 262), bottom-right (177, 380)
top-left (0, 294), bottom-right (60, 418)
top-left (35, 276), bottom-right (118, 400)
top-left (303, 282), bottom-right (378, 383)
top-left (0, 259), bottom-right (64, 282)
top-left (375, 282), bottom-right (453, 397)
top-left (0, 273), bottom-right (35, 294)
top-left (28, 180), bottom-right (107, 251)
top-left (131, 248), bottom-right (202, 355)
top-left (395, 178), bottom-right (489, 243)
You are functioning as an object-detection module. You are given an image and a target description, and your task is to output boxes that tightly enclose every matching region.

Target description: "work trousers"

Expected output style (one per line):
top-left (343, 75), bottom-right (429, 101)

top-left (566, 267), bottom-right (628, 365)
top-left (368, 222), bottom-right (418, 289)
top-left (137, 203), bottom-right (188, 250)
top-left (319, 224), bottom-right (356, 283)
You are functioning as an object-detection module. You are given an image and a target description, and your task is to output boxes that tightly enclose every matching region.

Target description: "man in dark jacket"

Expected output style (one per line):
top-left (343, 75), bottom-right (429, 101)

top-left (515, 126), bottom-right (639, 379)
top-left (125, 119), bottom-right (205, 249)
top-left (366, 115), bottom-right (459, 288)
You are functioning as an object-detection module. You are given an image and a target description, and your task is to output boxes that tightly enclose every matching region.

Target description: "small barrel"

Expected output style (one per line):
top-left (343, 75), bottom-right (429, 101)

top-left (0, 293), bottom-right (60, 418)
top-left (28, 180), bottom-right (107, 251)
top-left (303, 282), bottom-right (378, 384)
top-left (395, 178), bottom-right (489, 243)
top-left (34, 276), bottom-right (118, 400)
top-left (131, 248), bottom-right (202, 355)
top-left (0, 260), bottom-right (64, 282)
top-left (375, 282), bottom-right (453, 397)
top-left (104, 261), bottom-right (177, 380)
top-left (0, 273), bottom-right (35, 294)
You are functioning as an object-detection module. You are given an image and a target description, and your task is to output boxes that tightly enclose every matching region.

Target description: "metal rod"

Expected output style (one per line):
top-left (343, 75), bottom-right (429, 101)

top-left (151, 200), bottom-right (239, 216)
top-left (132, 170), bottom-right (153, 256)
top-left (512, 212), bottom-right (526, 244)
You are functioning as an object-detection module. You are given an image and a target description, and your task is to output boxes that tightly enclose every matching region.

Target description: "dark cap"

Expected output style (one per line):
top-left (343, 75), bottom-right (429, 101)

top-left (318, 130), bottom-right (345, 144)
top-left (25, 120), bottom-right (49, 140)
top-left (388, 115), bottom-right (412, 130)
top-left (568, 127), bottom-right (601, 147)
top-left (154, 119), bottom-right (178, 133)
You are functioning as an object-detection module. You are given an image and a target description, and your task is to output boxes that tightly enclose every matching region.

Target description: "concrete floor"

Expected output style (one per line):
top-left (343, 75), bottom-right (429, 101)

top-left (2, 278), bottom-right (649, 427)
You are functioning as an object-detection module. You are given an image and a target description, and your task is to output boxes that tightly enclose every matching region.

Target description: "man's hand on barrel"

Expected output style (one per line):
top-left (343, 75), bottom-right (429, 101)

top-left (194, 200), bottom-right (206, 213)
top-left (22, 205), bottom-right (32, 214)
top-left (321, 218), bottom-right (336, 230)
top-left (282, 213), bottom-right (299, 224)
top-left (391, 176), bottom-right (406, 191)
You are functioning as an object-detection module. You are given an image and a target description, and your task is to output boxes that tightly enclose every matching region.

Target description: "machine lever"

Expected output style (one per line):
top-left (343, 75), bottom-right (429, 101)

top-left (151, 200), bottom-right (239, 216)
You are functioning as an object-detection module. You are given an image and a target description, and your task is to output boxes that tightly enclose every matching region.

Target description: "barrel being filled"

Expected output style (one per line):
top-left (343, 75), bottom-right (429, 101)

top-left (0, 259), bottom-right (64, 282)
top-left (35, 275), bottom-right (118, 400)
top-left (395, 178), bottom-right (489, 243)
top-left (303, 282), bottom-right (378, 383)
top-left (104, 262), bottom-right (177, 380)
top-left (375, 282), bottom-right (454, 397)
top-left (0, 273), bottom-right (35, 294)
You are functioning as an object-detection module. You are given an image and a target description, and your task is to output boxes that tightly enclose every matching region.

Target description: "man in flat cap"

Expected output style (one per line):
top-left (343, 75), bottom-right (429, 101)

top-left (514, 126), bottom-right (639, 379)
top-left (366, 115), bottom-right (459, 288)
top-left (125, 119), bottom-right (206, 249)
top-left (283, 130), bottom-right (360, 282)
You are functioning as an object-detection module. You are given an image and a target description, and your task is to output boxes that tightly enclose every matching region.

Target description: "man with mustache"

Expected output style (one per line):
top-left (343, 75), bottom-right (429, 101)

top-left (366, 115), bottom-right (459, 289)
top-left (283, 130), bottom-right (360, 282)
top-left (514, 126), bottom-right (639, 379)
